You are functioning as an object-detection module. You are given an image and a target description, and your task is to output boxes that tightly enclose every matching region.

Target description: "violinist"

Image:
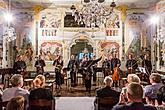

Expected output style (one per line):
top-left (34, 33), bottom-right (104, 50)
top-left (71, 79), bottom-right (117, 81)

top-left (126, 54), bottom-right (138, 75)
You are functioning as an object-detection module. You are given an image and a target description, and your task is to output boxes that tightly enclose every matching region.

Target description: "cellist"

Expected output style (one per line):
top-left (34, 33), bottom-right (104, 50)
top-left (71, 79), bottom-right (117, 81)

top-left (111, 54), bottom-right (121, 87)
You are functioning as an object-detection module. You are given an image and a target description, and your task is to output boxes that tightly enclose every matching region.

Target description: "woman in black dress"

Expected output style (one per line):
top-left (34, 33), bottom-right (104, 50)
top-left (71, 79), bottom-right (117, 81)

top-left (53, 55), bottom-right (64, 89)
top-left (29, 75), bottom-right (54, 110)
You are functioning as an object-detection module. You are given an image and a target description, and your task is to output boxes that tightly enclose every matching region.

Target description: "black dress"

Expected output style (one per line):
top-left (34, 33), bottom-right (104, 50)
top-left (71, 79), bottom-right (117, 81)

top-left (53, 60), bottom-right (63, 86)
top-left (29, 88), bottom-right (54, 110)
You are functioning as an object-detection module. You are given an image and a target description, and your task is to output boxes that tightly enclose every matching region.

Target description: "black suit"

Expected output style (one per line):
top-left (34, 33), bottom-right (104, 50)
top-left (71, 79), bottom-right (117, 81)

top-left (94, 86), bottom-right (120, 109)
top-left (67, 59), bottom-right (78, 86)
top-left (13, 60), bottom-right (26, 74)
top-left (34, 59), bottom-right (46, 74)
top-left (81, 57), bottom-right (102, 92)
top-left (126, 59), bottom-right (138, 75)
top-left (112, 102), bottom-right (157, 110)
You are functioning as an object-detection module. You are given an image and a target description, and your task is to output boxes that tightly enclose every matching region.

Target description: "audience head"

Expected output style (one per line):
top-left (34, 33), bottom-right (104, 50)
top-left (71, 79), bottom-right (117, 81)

top-left (104, 76), bottom-right (113, 87)
top-left (157, 86), bottom-right (165, 103)
top-left (126, 82), bottom-right (143, 102)
top-left (10, 74), bottom-right (23, 87)
top-left (6, 96), bottom-right (25, 110)
top-left (33, 74), bottom-right (45, 88)
top-left (149, 73), bottom-right (161, 84)
top-left (127, 74), bottom-right (141, 84)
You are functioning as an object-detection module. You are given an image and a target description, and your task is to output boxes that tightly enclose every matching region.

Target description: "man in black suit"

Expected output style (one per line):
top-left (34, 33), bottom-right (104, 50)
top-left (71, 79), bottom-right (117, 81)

top-left (67, 55), bottom-right (78, 87)
top-left (13, 55), bottom-right (26, 75)
top-left (94, 76), bottom-right (120, 110)
top-left (34, 55), bottom-right (46, 74)
top-left (126, 54), bottom-right (138, 75)
top-left (112, 82), bottom-right (157, 110)
top-left (80, 56), bottom-right (102, 93)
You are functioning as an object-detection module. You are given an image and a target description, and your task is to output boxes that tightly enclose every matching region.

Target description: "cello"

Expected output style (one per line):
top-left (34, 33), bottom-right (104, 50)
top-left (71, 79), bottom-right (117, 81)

top-left (112, 67), bottom-right (120, 81)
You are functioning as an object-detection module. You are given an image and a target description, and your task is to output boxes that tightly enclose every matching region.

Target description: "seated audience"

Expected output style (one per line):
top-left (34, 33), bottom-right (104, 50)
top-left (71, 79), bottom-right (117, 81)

top-left (156, 86), bottom-right (165, 110)
top-left (2, 74), bottom-right (29, 102)
top-left (121, 74), bottom-right (140, 94)
top-left (94, 76), bottom-right (120, 109)
top-left (29, 75), bottom-right (54, 110)
top-left (6, 96), bottom-right (25, 110)
top-left (112, 82), bottom-right (157, 110)
top-left (144, 73), bottom-right (164, 100)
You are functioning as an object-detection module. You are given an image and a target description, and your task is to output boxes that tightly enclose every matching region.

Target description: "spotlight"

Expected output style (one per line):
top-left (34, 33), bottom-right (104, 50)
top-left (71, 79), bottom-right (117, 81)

top-left (4, 13), bottom-right (13, 23)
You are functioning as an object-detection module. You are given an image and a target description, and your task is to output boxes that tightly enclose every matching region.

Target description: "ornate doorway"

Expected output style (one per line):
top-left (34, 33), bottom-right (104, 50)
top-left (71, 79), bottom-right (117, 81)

top-left (71, 39), bottom-right (93, 57)
top-left (70, 35), bottom-right (94, 59)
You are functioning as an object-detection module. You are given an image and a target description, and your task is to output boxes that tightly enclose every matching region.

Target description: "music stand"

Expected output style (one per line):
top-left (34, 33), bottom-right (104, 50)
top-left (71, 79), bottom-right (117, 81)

top-left (138, 67), bottom-right (147, 74)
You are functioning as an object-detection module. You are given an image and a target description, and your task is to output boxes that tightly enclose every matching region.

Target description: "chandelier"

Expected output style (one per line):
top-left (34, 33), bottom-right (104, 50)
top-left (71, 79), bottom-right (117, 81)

top-left (70, 0), bottom-right (116, 28)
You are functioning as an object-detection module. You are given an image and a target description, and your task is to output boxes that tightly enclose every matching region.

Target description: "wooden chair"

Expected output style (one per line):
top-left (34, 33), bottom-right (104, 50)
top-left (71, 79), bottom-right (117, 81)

top-left (0, 101), bottom-right (8, 110)
top-left (29, 98), bottom-right (55, 110)
top-left (95, 97), bottom-right (119, 110)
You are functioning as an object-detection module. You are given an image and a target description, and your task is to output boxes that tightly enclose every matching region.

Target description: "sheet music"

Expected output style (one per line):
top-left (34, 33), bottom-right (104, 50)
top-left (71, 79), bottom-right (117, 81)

top-left (138, 67), bottom-right (147, 73)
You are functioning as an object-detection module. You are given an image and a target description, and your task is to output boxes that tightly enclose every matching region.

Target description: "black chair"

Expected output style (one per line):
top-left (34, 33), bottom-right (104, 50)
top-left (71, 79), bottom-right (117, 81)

top-left (29, 98), bottom-right (55, 110)
top-left (0, 100), bottom-right (8, 110)
top-left (94, 97), bottom-right (119, 110)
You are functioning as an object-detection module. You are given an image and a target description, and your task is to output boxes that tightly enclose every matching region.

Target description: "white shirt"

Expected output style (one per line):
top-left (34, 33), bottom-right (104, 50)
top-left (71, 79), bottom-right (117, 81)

top-left (2, 87), bottom-right (29, 102)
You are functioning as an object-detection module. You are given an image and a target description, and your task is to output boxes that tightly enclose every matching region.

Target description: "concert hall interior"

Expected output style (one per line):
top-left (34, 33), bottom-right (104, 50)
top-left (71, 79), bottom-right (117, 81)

top-left (0, 0), bottom-right (165, 110)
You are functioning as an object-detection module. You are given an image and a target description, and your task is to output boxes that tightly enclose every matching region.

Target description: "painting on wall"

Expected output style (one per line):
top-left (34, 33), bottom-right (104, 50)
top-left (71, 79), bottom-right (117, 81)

top-left (38, 11), bottom-right (63, 61)
top-left (39, 41), bottom-right (63, 61)
top-left (40, 11), bottom-right (62, 28)
top-left (125, 13), bottom-right (150, 61)
top-left (100, 41), bottom-right (120, 59)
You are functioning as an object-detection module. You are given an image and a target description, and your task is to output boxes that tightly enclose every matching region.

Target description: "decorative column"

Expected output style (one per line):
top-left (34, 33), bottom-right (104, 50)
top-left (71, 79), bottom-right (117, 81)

top-left (33, 5), bottom-right (43, 56)
top-left (116, 5), bottom-right (128, 70)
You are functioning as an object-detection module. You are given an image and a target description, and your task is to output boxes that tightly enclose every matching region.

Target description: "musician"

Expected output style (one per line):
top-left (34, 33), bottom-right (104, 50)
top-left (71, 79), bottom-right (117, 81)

top-left (92, 55), bottom-right (98, 85)
top-left (34, 55), bottom-right (46, 75)
top-left (142, 54), bottom-right (152, 75)
top-left (80, 55), bottom-right (102, 93)
top-left (102, 57), bottom-right (111, 78)
top-left (126, 54), bottom-right (138, 75)
top-left (53, 55), bottom-right (64, 89)
top-left (67, 55), bottom-right (78, 87)
top-left (13, 55), bottom-right (26, 75)
top-left (111, 54), bottom-right (121, 87)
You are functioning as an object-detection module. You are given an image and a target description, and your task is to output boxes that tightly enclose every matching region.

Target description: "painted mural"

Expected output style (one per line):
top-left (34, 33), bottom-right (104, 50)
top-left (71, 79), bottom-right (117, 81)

top-left (100, 41), bottom-right (120, 60)
top-left (125, 13), bottom-right (150, 61)
top-left (13, 11), bottom-right (34, 66)
top-left (38, 10), bottom-right (63, 61)
top-left (106, 11), bottom-right (120, 36)
top-left (39, 41), bottom-right (63, 61)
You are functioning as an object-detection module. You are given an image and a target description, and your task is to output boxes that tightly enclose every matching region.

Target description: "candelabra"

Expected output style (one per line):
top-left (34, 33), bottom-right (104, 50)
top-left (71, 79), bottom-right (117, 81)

top-left (70, 0), bottom-right (116, 28)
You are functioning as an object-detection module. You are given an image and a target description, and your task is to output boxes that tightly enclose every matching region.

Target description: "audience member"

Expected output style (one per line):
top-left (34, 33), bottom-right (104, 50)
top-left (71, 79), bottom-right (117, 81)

top-left (156, 86), bottom-right (165, 110)
top-left (121, 74), bottom-right (140, 94)
top-left (144, 73), bottom-right (164, 100)
top-left (112, 82), bottom-right (157, 110)
top-left (2, 74), bottom-right (29, 102)
top-left (29, 75), bottom-right (54, 110)
top-left (6, 96), bottom-right (25, 110)
top-left (94, 76), bottom-right (120, 109)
